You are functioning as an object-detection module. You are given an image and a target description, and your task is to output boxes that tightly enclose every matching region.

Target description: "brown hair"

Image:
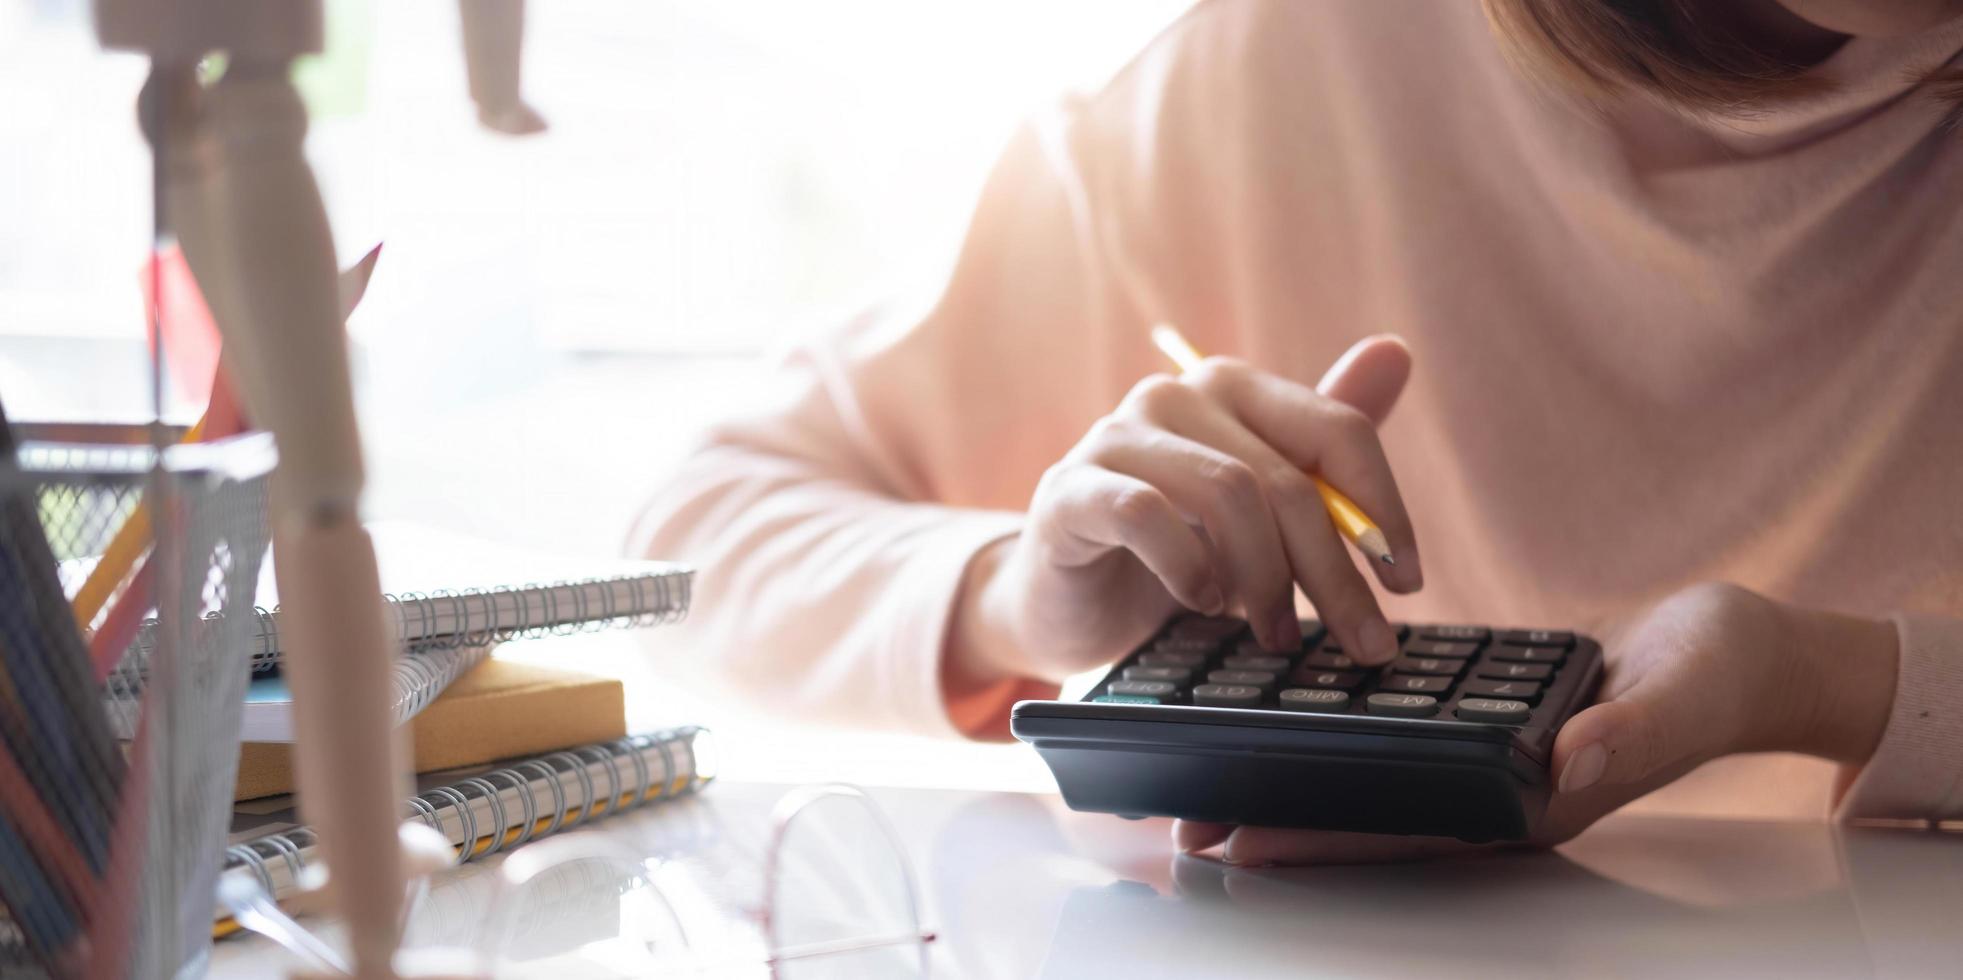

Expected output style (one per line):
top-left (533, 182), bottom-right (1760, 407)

top-left (1481, 0), bottom-right (1963, 114)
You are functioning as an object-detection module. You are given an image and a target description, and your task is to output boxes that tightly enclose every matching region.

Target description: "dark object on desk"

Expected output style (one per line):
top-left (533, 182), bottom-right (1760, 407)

top-left (1012, 616), bottom-right (1603, 843)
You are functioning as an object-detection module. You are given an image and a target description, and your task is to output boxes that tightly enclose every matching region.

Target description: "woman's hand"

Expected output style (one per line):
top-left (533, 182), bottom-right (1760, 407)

top-left (1175, 582), bottom-right (1901, 865)
top-left (949, 336), bottom-right (1425, 690)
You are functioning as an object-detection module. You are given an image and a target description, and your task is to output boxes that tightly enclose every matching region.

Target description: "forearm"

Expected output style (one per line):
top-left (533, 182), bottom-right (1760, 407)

top-left (635, 438), bottom-right (1028, 736)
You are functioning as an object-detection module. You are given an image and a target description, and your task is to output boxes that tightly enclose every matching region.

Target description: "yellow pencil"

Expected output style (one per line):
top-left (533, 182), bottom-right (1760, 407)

top-left (1149, 323), bottom-right (1395, 566)
top-left (69, 413), bottom-right (211, 631)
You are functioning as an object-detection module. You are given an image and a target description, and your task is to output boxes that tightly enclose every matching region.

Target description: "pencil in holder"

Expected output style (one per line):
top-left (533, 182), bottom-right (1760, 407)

top-left (0, 422), bottom-right (275, 978)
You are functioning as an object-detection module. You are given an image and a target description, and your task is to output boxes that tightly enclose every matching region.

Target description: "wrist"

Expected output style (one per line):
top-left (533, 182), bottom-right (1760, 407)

top-left (1784, 602), bottom-right (1899, 764)
top-left (943, 535), bottom-right (1024, 697)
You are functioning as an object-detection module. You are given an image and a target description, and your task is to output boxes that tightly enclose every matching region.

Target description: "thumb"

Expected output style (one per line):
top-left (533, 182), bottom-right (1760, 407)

top-left (1551, 686), bottom-right (1723, 796)
top-left (1315, 334), bottom-right (1412, 425)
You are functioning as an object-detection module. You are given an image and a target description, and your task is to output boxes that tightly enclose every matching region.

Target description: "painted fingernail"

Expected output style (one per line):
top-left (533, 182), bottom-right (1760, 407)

top-left (1560, 742), bottom-right (1606, 794)
top-left (1359, 616), bottom-right (1398, 664)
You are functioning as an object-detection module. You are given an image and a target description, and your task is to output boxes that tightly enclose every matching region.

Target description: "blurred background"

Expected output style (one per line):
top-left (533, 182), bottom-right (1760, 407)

top-left (1, 0), bottom-right (1189, 787)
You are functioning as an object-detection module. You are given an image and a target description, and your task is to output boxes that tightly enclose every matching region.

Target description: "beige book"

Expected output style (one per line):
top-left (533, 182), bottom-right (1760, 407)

top-left (233, 659), bottom-right (627, 801)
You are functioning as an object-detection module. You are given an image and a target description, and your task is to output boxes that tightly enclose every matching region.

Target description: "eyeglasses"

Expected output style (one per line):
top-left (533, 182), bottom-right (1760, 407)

top-left (480, 783), bottom-right (934, 977)
top-left (224, 782), bottom-right (935, 977)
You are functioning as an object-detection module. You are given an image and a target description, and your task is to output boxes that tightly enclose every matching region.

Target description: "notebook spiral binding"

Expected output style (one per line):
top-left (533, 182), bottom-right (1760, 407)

top-left (387, 642), bottom-right (493, 725)
top-left (220, 728), bottom-right (707, 899)
top-left (121, 570), bottom-right (693, 675)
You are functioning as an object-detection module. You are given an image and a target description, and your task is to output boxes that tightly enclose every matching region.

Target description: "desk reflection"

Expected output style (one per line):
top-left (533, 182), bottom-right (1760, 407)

top-left (917, 792), bottom-right (1963, 980)
top-left (208, 783), bottom-right (1963, 979)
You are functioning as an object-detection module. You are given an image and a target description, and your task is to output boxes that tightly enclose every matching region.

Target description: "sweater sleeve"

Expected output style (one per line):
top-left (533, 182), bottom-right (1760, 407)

top-left (627, 3), bottom-right (1325, 740)
top-left (1834, 614), bottom-right (1963, 822)
top-left (628, 109), bottom-right (1138, 739)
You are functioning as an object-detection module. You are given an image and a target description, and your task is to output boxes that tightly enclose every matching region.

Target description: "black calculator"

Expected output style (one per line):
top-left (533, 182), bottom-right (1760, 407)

top-left (1011, 617), bottom-right (1603, 842)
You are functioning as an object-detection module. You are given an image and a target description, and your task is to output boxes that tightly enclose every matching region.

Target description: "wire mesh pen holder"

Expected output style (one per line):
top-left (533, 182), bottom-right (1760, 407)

top-left (1, 423), bottom-right (274, 978)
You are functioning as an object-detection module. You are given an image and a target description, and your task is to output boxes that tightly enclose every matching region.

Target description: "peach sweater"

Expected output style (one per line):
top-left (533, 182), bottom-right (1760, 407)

top-left (634, 1), bottom-right (1963, 821)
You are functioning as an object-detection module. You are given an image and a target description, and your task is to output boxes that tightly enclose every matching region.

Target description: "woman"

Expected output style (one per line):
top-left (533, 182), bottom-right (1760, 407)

top-left (633, 0), bottom-right (1963, 863)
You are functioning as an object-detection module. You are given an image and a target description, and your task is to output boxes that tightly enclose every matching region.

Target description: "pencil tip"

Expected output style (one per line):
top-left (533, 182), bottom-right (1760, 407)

top-left (1380, 554), bottom-right (1397, 566)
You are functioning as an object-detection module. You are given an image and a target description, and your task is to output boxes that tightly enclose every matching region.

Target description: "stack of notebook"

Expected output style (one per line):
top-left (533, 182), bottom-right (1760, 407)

top-left (92, 522), bottom-right (702, 942)
top-left (93, 521), bottom-right (688, 788)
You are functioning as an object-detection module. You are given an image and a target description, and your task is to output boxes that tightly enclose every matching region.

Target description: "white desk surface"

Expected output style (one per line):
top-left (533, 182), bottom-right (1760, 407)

top-left (210, 780), bottom-right (1963, 979)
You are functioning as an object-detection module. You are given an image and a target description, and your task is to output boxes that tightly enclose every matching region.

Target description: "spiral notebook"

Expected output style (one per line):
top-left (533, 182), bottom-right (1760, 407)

top-left (118, 522), bottom-right (693, 673)
top-left (217, 727), bottom-right (711, 935)
top-left (241, 640), bottom-right (496, 741)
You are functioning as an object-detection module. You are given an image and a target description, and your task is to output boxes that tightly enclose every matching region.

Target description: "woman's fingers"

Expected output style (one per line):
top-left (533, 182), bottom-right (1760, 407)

top-left (1315, 334), bottom-right (1413, 426)
top-left (1173, 819), bottom-right (1235, 855)
top-left (1187, 355), bottom-right (1422, 595)
top-left (1535, 687), bottom-right (1723, 845)
top-left (1550, 678), bottom-right (1726, 796)
top-left (1037, 463), bottom-right (1223, 615)
top-left (1219, 825), bottom-right (1491, 866)
top-left (1050, 347), bottom-right (1420, 655)
top-left (1092, 421), bottom-right (1300, 649)
top-left (1143, 387), bottom-right (1400, 664)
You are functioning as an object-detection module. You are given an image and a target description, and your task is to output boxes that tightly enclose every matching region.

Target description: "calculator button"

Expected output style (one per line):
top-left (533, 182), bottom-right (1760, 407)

top-left (1388, 656), bottom-right (1462, 677)
top-left (1417, 624), bottom-right (1491, 643)
top-left (1291, 669), bottom-right (1366, 691)
top-left (1455, 698), bottom-right (1532, 724)
top-left (1168, 616), bottom-right (1246, 641)
top-left (1192, 684), bottom-right (1264, 708)
top-left (1461, 679), bottom-right (1542, 704)
top-left (1404, 639), bottom-right (1479, 660)
top-left (1498, 629), bottom-right (1574, 648)
top-left (1107, 680), bottom-right (1178, 698)
top-left (1488, 644), bottom-right (1566, 665)
top-left (1207, 669), bottom-right (1278, 688)
top-left (1298, 619), bottom-right (1326, 644)
top-left (1380, 674), bottom-right (1453, 695)
top-left (1304, 652), bottom-right (1359, 670)
top-left (1122, 665), bottom-right (1191, 685)
top-left (1221, 654), bottom-right (1291, 672)
top-left (1154, 635), bottom-right (1223, 654)
top-left (1322, 627), bottom-right (1412, 651)
top-left (1279, 688), bottom-right (1350, 713)
top-left (1093, 694), bottom-right (1162, 705)
top-left (1475, 662), bottom-right (1553, 682)
top-left (1367, 693), bottom-right (1438, 717)
top-left (1138, 650), bottom-right (1208, 669)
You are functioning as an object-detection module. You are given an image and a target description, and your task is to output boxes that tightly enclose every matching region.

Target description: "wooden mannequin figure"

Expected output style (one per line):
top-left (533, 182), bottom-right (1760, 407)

top-left (460, 0), bottom-right (548, 135)
top-left (99, 2), bottom-right (415, 976)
